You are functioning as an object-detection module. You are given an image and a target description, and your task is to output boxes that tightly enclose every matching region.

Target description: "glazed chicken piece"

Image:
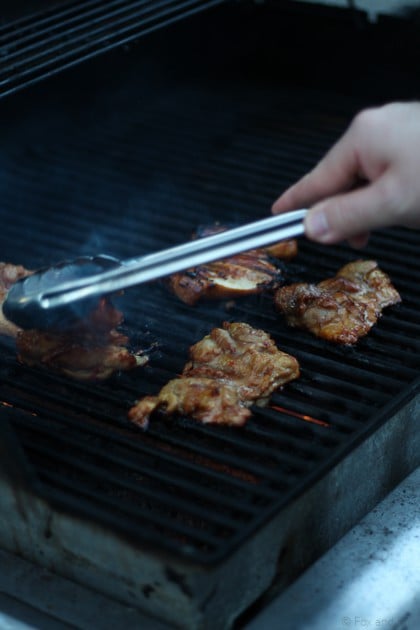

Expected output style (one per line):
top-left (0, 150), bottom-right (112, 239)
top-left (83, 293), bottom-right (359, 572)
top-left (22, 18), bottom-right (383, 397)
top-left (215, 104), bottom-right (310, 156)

top-left (274, 260), bottom-right (401, 345)
top-left (0, 262), bottom-right (147, 380)
top-left (128, 321), bottom-right (300, 429)
top-left (167, 224), bottom-right (297, 305)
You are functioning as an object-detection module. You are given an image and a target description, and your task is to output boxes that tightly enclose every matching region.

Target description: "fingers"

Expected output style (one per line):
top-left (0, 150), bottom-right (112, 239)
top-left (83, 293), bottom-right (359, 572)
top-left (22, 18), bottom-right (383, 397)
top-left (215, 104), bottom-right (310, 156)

top-left (303, 173), bottom-right (397, 244)
top-left (272, 125), bottom-right (360, 215)
top-left (271, 103), bottom-right (420, 244)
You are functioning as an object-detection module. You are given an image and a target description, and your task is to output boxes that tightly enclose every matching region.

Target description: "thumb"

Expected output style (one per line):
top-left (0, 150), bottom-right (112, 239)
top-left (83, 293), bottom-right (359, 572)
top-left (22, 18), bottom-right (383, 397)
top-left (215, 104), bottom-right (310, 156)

top-left (304, 174), bottom-right (398, 243)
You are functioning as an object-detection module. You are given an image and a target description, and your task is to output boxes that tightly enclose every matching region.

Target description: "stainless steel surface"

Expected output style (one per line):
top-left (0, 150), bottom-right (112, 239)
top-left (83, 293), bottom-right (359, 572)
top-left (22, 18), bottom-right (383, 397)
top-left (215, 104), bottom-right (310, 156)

top-left (3, 209), bottom-right (307, 328)
top-left (245, 465), bottom-right (420, 630)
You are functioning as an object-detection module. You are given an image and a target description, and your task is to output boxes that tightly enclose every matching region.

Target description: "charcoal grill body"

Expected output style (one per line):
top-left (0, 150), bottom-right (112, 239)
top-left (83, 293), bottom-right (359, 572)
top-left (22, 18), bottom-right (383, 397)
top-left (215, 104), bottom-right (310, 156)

top-left (0, 3), bottom-right (420, 628)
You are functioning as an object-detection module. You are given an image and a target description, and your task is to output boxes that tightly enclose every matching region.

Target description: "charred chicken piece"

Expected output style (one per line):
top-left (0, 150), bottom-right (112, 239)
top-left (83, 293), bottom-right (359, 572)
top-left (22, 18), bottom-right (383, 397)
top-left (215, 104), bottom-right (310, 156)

top-left (167, 224), bottom-right (298, 306)
top-left (128, 321), bottom-right (300, 429)
top-left (1, 262), bottom-right (146, 380)
top-left (274, 260), bottom-right (401, 345)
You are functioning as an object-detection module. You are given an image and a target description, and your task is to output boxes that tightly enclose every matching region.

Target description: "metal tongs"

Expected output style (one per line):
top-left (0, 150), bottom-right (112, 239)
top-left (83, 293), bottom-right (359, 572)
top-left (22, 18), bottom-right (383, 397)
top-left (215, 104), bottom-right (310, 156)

top-left (3, 209), bottom-right (307, 330)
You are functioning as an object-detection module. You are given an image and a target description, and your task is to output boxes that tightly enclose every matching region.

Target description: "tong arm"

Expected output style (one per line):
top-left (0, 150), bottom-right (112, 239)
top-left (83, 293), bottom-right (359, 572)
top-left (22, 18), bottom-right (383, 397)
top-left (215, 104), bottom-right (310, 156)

top-left (41, 209), bottom-right (307, 309)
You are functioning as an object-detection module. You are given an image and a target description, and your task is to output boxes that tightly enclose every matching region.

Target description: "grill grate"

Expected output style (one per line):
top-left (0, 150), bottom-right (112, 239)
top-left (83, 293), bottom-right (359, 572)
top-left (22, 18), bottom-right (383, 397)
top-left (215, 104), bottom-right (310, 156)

top-left (0, 16), bottom-right (420, 566)
top-left (0, 0), bottom-right (225, 99)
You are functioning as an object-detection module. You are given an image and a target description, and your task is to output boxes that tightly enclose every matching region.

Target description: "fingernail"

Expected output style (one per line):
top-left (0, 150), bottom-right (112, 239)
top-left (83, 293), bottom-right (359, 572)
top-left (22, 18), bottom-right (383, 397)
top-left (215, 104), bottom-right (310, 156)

top-left (305, 209), bottom-right (329, 238)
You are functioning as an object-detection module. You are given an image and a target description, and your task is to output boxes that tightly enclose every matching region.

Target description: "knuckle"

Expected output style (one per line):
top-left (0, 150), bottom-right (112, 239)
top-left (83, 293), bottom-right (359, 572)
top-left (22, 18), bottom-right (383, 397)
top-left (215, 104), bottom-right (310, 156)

top-left (351, 107), bottom-right (382, 135)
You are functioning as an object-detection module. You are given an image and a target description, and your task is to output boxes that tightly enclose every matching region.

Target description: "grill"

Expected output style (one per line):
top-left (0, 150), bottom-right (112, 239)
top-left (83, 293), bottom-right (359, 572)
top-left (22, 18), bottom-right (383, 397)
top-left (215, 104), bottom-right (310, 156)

top-left (0, 0), bottom-right (225, 99)
top-left (0, 2), bottom-right (420, 628)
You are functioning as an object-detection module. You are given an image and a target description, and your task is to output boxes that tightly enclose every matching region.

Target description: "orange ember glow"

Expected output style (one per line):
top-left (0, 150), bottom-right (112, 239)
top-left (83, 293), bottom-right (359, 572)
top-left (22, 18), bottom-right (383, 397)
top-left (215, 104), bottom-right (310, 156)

top-left (270, 404), bottom-right (329, 427)
top-left (1, 401), bottom-right (38, 417)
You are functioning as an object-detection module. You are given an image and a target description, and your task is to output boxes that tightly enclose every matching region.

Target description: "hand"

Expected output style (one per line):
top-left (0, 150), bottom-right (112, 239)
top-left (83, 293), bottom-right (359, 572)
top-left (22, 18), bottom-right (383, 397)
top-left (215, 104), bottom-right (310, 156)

top-left (272, 102), bottom-right (420, 247)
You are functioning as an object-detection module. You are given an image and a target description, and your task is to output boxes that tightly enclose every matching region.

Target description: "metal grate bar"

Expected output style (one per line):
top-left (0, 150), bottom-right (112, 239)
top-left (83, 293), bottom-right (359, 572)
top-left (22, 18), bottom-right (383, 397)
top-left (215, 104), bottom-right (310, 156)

top-left (36, 467), bottom-right (225, 551)
top-left (1, 391), bottom-right (278, 501)
top-left (0, 1), bottom-right (102, 35)
top-left (1, 0), bottom-right (208, 66)
top-left (0, 1), bottom-right (155, 43)
top-left (24, 438), bottom-right (247, 534)
top-left (0, 0), bottom-right (225, 98)
top-left (21, 427), bottom-right (262, 521)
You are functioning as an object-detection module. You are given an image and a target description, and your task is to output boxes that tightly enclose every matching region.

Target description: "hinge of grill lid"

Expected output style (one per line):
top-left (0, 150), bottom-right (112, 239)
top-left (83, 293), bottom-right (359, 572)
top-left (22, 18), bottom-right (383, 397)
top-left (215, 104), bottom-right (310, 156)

top-left (0, 0), bottom-right (226, 100)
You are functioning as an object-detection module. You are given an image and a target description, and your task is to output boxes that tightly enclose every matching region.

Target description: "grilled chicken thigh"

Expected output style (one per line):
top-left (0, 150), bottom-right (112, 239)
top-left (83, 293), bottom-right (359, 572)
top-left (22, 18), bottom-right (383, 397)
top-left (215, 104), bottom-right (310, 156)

top-left (0, 262), bottom-right (146, 379)
top-left (167, 224), bottom-right (297, 305)
top-left (128, 321), bottom-right (300, 428)
top-left (0, 262), bottom-right (32, 337)
top-left (16, 298), bottom-right (147, 380)
top-left (274, 260), bottom-right (401, 344)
